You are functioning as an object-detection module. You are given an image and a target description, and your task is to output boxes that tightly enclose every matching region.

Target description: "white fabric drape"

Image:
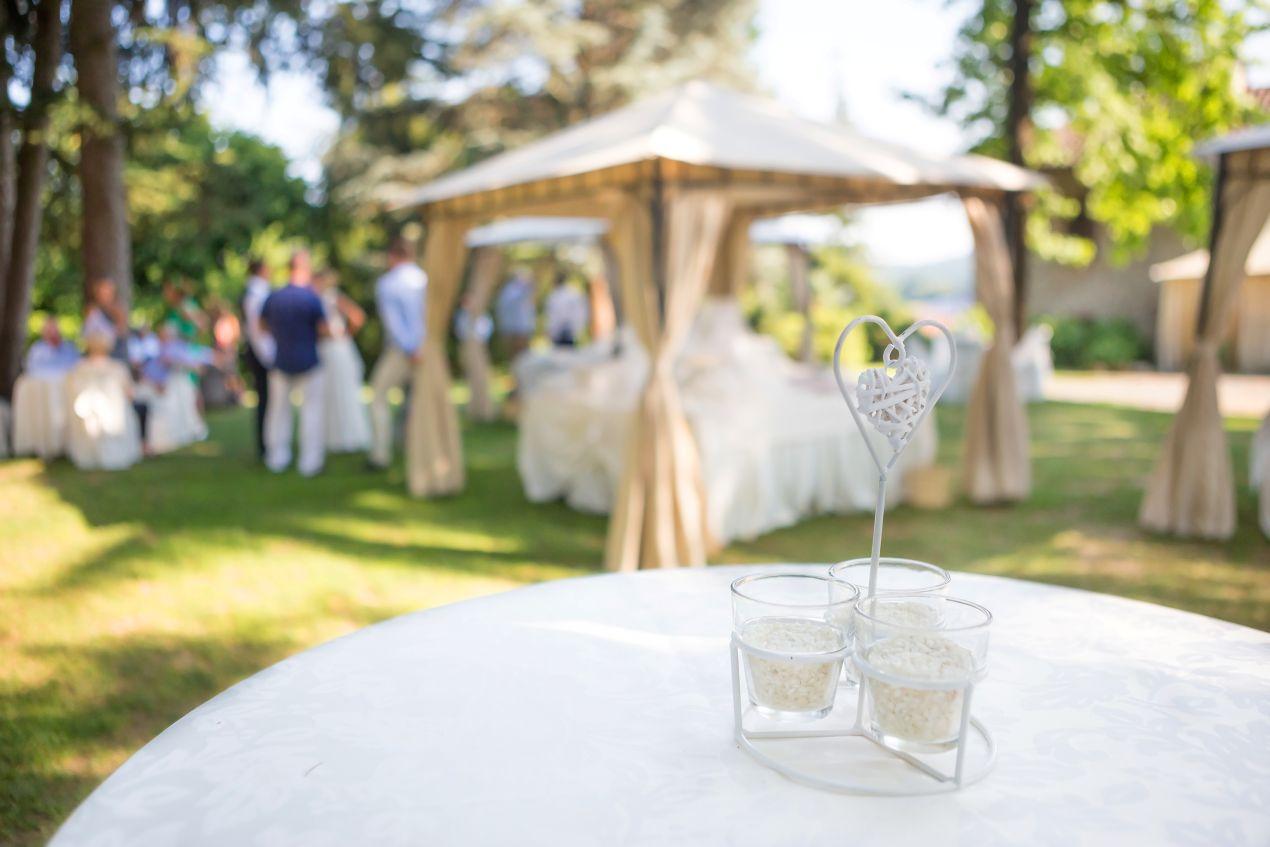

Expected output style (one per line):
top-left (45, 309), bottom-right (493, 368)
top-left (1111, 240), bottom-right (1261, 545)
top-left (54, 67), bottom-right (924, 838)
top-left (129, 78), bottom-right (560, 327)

top-left (12, 373), bottom-right (67, 458)
top-left (961, 196), bottom-right (1030, 503)
top-left (786, 244), bottom-right (814, 363)
top-left (1140, 154), bottom-right (1270, 539)
top-left (605, 191), bottom-right (733, 571)
top-left (406, 219), bottom-right (471, 497)
top-left (460, 245), bottom-right (503, 422)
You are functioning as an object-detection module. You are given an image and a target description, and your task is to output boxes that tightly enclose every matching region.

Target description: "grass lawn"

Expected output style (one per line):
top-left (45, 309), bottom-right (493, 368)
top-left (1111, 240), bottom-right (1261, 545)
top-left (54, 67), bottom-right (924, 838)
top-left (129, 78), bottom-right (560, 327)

top-left (2, 401), bottom-right (1267, 843)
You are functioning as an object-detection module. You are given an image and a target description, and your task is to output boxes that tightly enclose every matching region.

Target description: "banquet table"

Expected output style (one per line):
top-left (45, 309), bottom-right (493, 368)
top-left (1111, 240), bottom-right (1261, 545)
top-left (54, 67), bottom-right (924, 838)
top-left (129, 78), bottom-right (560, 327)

top-left (52, 566), bottom-right (1270, 847)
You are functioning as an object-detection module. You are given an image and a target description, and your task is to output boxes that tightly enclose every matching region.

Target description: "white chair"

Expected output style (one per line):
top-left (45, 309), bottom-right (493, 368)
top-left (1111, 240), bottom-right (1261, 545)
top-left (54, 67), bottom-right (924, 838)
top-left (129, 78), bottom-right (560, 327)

top-left (143, 373), bottom-right (207, 454)
top-left (12, 373), bottom-right (68, 458)
top-left (64, 359), bottom-right (141, 470)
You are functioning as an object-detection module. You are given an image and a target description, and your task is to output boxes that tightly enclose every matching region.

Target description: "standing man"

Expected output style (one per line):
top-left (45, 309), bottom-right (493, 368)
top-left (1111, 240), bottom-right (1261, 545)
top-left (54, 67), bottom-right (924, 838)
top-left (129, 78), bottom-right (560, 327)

top-left (495, 268), bottom-right (536, 359)
top-left (260, 250), bottom-right (328, 477)
top-left (369, 236), bottom-right (426, 469)
top-left (544, 272), bottom-right (588, 347)
top-left (241, 257), bottom-right (275, 461)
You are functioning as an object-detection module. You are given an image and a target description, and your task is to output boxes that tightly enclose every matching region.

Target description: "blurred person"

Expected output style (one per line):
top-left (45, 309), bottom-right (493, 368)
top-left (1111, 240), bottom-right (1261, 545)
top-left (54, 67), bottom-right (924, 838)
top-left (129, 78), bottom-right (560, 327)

top-left (201, 298), bottom-right (242, 408)
top-left (162, 280), bottom-right (207, 341)
top-left (453, 292), bottom-right (494, 346)
top-left (125, 323), bottom-right (161, 452)
top-left (241, 257), bottom-right (275, 461)
top-left (24, 317), bottom-right (80, 377)
top-left (495, 268), bottom-right (536, 358)
top-left (544, 272), bottom-right (588, 347)
top-left (314, 268), bottom-right (370, 453)
top-left (83, 277), bottom-right (128, 360)
top-left (260, 250), bottom-right (328, 476)
top-left (369, 236), bottom-right (426, 469)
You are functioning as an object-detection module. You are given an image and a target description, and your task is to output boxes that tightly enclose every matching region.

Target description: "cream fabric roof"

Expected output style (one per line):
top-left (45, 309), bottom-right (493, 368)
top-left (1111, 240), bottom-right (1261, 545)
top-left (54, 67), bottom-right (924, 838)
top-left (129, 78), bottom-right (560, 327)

top-left (465, 217), bottom-right (607, 247)
top-left (1194, 124), bottom-right (1270, 158)
top-left (1150, 221), bottom-right (1270, 282)
top-left (403, 81), bottom-right (1044, 213)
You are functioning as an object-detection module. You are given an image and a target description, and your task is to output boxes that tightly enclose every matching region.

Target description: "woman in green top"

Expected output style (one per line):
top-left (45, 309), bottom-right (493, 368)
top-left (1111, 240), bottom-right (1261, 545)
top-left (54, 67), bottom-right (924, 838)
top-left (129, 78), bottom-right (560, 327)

top-left (162, 280), bottom-right (207, 342)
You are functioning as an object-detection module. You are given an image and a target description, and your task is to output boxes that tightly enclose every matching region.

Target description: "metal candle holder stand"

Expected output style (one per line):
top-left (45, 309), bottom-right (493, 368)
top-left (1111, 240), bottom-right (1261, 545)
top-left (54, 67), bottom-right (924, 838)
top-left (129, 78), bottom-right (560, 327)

top-left (730, 315), bottom-right (997, 795)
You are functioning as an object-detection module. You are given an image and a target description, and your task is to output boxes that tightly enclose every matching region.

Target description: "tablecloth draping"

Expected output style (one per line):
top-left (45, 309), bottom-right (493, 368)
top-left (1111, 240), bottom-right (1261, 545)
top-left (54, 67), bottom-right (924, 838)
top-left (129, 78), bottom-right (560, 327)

top-left (51, 566), bottom-right (1270, 847)
top-left (518, 301), bottom-right (935, 544)
top-left (11, 372), bottom-right (67, 458)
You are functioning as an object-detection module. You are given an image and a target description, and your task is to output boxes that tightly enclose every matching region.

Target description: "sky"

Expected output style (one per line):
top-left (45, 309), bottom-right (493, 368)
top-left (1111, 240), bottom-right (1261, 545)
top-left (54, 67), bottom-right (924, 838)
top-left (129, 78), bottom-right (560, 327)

top-left (202, 0), bottom-right (1270, 267)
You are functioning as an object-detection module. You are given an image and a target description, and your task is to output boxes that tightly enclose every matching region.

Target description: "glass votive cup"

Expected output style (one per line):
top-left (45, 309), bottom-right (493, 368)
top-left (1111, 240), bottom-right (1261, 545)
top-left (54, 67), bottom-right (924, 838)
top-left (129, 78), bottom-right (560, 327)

top-left (853, 594), bottom-right (991, 754)
top-left (828, 558), bottom-right (951, 683)
top-left (731, 573), bottom-right (859, 722)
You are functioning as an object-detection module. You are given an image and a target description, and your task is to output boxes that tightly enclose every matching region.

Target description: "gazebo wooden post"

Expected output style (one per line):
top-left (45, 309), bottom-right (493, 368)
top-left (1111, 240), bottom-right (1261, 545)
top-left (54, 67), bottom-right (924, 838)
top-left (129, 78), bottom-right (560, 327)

top-left (649, 159), bottom-right (667, 319)
top-left (1195, 153), bottom-right (1228, 334)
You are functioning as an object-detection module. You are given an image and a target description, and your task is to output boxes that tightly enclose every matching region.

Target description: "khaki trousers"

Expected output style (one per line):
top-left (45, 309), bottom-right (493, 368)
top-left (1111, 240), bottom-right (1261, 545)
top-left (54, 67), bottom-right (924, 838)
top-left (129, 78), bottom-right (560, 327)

top-left (369, 346), bottom-right (412, 467)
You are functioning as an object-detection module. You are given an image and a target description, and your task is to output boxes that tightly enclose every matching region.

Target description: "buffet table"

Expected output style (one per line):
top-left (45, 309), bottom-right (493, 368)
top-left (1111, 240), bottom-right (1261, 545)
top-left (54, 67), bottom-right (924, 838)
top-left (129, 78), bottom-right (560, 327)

top-left (52, 567), bottom-right (1270, 847)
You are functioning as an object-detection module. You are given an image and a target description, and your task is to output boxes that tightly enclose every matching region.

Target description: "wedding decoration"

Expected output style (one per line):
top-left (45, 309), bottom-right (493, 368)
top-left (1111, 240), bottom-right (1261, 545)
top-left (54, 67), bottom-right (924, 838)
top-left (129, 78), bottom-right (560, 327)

top-left (730, 315), bottom-right (997, 795)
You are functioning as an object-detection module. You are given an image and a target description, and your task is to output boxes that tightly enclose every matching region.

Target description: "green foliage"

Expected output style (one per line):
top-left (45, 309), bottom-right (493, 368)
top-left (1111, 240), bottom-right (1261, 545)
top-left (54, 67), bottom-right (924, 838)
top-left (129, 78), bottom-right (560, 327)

top-left (924, 0), bottom-right (1268, 263)
top-left (32, 100), bottom-right (319, 327)
top-left (1039, 314), bottom-right (1150, 369)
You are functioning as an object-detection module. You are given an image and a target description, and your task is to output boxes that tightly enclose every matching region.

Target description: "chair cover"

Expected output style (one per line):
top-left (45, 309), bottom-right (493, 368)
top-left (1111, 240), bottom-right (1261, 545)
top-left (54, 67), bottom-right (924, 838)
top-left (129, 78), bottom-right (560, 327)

top-left (143, 374), bottom-right (208, 454)
top-left (64, 359), bottom-right (141, 470)
top-left (12, 373), bottom-right (67, 459)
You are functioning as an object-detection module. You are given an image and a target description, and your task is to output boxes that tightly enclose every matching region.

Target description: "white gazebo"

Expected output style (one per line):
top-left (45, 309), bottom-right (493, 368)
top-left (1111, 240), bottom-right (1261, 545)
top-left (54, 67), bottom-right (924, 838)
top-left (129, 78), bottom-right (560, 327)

top-left (398, 81), bottom-right (1044, 570)
top-left (1140, 125), bottom-right (1270, 539)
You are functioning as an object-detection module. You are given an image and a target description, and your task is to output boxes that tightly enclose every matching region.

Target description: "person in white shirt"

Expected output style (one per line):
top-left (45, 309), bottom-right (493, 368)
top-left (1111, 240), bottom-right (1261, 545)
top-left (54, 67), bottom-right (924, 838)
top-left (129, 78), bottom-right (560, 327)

top-left (369, 237), bottom-right (427, 469)
top-left (24, 317), bottom-right (80, 377)
top-left (544, 273), bottom-right (589, 347)
top-left (240, 258), bottom-right (275, 461)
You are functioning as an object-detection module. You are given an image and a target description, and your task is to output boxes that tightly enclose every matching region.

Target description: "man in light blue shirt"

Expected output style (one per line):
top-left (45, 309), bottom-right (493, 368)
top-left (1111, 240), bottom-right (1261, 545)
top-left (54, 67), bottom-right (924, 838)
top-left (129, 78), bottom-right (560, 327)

top-left (24, 317), bottom-right (80, 377)
top-left (495, 269), bottom-right (536, 359)
top-left (369, 236), bottom-right (427, 468)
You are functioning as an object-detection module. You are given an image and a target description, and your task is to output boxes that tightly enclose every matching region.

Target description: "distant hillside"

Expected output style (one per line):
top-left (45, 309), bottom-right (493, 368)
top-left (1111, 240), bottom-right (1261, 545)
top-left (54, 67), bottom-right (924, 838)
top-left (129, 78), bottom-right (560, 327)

top-left (872, 254), bottom-right (974, 303)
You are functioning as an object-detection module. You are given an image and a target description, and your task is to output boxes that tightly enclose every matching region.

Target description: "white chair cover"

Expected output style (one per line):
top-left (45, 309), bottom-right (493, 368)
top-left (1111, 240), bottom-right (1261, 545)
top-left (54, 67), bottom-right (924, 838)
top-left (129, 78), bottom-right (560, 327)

top-left (12, 373), bottom-right (67, 458)
top-left (64, 359), bottom-right (141, 470)
top-left (143, 374), bottom-right (207, 454)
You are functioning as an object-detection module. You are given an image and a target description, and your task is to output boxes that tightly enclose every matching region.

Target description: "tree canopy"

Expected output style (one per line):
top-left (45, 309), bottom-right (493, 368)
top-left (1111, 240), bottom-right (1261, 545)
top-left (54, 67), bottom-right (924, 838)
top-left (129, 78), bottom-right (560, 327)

top-left (924, 0), bottom-right (1268, 264)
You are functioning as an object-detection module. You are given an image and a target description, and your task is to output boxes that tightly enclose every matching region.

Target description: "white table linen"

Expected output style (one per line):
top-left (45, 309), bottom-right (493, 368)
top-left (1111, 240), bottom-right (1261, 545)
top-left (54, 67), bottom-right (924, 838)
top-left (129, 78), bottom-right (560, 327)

top-left (12, 372), bottom-right (68, 458)
top-left (518, 305), bottom-right (936, 543)
top-left (52, 567), bottom-right (1270, 847)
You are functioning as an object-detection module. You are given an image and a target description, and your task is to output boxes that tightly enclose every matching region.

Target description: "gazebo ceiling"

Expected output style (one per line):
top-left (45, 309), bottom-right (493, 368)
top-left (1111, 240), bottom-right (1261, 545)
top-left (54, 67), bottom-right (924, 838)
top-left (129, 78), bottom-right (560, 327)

top-left (401, 81), bottom-right (1045, 219)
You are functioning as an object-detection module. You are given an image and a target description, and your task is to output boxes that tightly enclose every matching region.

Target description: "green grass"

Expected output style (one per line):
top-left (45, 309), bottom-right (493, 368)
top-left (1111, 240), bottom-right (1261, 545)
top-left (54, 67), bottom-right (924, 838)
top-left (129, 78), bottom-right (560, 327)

top-left (2, 401), bottom-right (1267, 843)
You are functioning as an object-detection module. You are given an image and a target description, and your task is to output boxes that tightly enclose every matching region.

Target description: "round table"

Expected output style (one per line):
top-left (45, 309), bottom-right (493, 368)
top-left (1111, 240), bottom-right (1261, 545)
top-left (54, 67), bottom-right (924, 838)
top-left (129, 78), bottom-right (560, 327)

top-left (52, 567), bottom-right (1270, 846)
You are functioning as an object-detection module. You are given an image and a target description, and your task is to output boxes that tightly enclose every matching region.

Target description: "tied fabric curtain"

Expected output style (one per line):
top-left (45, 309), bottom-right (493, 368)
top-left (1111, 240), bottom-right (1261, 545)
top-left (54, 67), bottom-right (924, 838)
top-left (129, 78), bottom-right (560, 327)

top-left (1140, 156), bottom-right (1270, 538)
top-left (407, 219), bottom-right (471, 497)
top-left (962, 196), bottom-right (1031, 503)
top-left (460, 245), bottom-right (503, 422)
top-left (707, 211), bottom-right (753, 298)
top-left (787, 243), bottom-right (814, 362)
top-left (604, 190), bottom-right (733, 571)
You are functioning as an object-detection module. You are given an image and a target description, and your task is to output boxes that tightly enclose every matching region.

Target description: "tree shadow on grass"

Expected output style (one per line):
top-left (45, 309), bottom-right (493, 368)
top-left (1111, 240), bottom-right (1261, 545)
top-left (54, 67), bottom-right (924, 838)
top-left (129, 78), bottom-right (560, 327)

top-left (33, 410), bottom-right (608, 597)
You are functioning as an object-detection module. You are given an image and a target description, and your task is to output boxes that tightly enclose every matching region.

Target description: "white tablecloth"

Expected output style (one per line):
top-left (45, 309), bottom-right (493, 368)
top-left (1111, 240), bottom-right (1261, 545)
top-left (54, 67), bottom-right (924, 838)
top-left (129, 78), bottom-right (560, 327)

top-left (52, 567), bottom-right (1270, 847)
top-left (12, 372), bottom-right (67, 458)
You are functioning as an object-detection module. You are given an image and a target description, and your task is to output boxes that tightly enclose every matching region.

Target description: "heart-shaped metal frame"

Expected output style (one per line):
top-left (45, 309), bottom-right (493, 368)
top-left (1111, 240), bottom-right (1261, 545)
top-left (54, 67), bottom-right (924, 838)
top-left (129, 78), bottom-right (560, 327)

top-left (832, 316), bottom-right (956, 477)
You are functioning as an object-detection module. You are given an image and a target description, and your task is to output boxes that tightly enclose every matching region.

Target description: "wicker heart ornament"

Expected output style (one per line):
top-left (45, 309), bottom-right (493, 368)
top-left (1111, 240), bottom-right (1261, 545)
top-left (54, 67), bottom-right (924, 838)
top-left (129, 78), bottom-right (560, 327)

top-left (832, 316), bottom-right (955, 475)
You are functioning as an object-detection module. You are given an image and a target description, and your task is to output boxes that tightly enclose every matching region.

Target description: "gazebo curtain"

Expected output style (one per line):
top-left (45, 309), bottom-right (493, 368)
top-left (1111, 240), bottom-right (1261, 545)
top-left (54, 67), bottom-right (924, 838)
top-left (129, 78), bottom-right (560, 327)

top-left (604, 190), bottom-right (733, 571)
top-left (962, 196), bottom-right (1031, 503)
top-left (406, 219), bottom-right (471, 497)
top-left (707, 211), bottom-right (753, 298)
top-left (787, 244), bottom-right (814, 362)
top-left (460, 245), bottom-right (503, 422)
top-left (1140, 155), bottom-right (1270, 538)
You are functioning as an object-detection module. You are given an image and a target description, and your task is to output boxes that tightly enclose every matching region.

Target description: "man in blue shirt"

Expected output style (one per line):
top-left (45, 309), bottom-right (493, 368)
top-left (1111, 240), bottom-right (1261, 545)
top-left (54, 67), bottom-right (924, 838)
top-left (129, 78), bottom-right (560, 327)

top-left (369, 236), bottom-right (427, 469)
top-left (260, 250), bottom-right (329, 476)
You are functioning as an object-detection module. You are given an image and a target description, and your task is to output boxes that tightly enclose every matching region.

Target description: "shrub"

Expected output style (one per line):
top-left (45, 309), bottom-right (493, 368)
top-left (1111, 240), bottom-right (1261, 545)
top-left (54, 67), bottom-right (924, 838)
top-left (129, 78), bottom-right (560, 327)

top-left (1039, 314), bottom-right (1148, 370)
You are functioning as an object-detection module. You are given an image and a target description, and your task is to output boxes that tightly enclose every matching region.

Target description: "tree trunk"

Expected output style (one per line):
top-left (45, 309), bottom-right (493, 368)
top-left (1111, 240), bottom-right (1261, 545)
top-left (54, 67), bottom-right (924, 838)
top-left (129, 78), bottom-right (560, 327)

top-left (70, 0), bottom-right (131, 308)
top-left (1005, 0), bottom-right (1032, 336)
top-left (0, 14), bottom-right (15, 329)
top-left (0, 0), bottom-right (64, 397)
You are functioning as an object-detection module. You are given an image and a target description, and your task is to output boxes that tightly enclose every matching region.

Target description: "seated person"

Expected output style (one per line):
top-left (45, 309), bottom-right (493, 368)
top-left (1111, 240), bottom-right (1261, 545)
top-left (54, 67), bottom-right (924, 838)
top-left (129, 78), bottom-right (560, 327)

top-left (24, 317), bottom-right (80, 377)
top-left (64, 330), bottom-right (141, 470)
top-left (544, 273), bottom-right (588, 348)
